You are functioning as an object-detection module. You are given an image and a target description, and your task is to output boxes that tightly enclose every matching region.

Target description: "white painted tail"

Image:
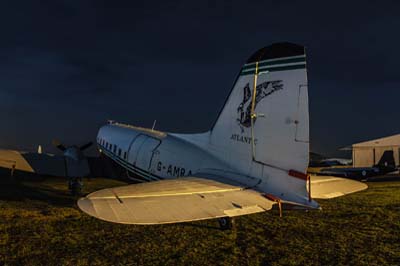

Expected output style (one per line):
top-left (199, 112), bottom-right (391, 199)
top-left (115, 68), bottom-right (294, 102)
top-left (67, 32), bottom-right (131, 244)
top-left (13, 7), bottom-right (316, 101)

top-left (210, 43), bottom-right (311, 204)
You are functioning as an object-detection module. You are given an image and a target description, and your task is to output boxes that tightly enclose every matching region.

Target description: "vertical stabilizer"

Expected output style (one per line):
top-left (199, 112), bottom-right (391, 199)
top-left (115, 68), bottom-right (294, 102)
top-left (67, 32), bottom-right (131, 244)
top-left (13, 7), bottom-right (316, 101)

top-left (211, 42), bottom-right (308, 172)
top-left (376, 150), bottom-right (395, 168)
top-left (210, 43), bottom-right (311, 205)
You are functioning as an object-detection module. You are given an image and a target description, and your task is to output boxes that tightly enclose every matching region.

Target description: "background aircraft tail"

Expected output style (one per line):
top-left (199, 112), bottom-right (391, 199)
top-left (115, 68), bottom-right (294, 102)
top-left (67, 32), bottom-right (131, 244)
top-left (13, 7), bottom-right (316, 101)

top-left (375, 150), bottom-right (396, 169)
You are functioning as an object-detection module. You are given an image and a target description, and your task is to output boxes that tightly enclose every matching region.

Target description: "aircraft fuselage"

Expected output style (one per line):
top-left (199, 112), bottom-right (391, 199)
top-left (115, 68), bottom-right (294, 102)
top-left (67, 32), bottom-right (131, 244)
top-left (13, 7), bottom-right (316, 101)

top-left (96, 123), bottom-right (241, 184)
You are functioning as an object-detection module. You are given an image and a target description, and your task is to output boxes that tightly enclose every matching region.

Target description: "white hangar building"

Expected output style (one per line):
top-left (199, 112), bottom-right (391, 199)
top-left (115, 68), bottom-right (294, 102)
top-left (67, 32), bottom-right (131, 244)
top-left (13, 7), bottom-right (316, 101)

top-left (350, 134), bottom-right (400, 167)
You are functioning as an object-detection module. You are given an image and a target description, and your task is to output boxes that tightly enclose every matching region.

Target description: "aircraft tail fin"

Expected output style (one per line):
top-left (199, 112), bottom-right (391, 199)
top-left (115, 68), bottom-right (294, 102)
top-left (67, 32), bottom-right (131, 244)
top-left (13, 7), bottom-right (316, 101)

top-left (376, 150), bottom-right (396, 168)
top-left (211, 42), bottom-right (309, 173)
top-left (210, 42), bottom-right (310, 205)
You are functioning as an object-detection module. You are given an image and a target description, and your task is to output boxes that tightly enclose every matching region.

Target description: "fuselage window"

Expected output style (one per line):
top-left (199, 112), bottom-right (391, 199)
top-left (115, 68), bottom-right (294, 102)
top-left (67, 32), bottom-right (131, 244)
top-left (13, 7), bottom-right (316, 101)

top-left (113, 145), bottom-right (116, 153)
top-left (118, 148), bottom-right (122, 157)
top-left (124, 151), bottom-right (127, 160)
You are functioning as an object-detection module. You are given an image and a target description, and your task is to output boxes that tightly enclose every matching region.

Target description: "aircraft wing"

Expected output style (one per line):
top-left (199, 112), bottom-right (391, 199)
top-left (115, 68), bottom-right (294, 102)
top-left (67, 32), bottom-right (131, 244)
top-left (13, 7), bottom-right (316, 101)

top-left (0, 149), bottom-right (66, 176)
top-left (310, 175), bottom-right (368, 199)
top-left (0, 148), bottom-right (92, 178)
top-left (78, 177), bottom-right (275, 224)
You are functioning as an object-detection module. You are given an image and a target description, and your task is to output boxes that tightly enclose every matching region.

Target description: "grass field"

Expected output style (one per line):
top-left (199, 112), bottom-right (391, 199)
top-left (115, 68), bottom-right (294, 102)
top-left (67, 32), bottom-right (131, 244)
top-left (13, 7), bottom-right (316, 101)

top-left (0, 176), bottom-right (399, 266)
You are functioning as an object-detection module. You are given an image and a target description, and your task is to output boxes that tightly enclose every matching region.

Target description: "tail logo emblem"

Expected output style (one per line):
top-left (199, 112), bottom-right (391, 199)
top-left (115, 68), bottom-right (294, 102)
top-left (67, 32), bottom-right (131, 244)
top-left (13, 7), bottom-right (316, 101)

top-left (236, 80), bottom-right (283, 132)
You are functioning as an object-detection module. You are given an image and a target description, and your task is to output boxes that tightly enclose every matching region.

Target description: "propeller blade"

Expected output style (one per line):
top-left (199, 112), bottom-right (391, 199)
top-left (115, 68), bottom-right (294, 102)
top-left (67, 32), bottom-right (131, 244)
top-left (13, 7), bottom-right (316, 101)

top-left (80, 142), bottom-right (93, 151)
top-left (52, 139), bottom-right (66, 151)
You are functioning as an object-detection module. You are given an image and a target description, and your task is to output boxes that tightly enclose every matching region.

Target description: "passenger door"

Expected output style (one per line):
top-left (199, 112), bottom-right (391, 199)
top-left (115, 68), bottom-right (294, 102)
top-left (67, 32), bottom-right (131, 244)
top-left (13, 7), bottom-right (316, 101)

top-left (127, 135), bottom-right (148, 165)
top-left (135, 136), bottom-right (161, 171)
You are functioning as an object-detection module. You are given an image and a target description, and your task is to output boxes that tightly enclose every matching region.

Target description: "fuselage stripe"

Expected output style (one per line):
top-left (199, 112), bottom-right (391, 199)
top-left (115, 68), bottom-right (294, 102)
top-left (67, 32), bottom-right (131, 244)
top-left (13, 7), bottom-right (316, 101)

top-left (242, 57), bottom-right (306, 71)
top-left (243, 54), bottom-right (306, 67)
top-left (240, 63), bottom-right (306, 75)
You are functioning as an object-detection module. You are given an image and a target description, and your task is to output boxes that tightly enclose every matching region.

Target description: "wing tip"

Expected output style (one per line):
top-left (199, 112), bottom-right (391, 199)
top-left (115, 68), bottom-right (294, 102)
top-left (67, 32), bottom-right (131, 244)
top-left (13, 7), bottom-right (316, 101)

top-left (77, 197), bottom-right (97, 218)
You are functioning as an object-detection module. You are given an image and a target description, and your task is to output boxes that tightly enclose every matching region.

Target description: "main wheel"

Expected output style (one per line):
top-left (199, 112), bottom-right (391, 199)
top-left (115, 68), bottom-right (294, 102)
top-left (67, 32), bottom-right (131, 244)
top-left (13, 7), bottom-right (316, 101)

top-left (69, 177), bottom-right (82, 196)
top-left (218, 217), bottom-right (233, 230)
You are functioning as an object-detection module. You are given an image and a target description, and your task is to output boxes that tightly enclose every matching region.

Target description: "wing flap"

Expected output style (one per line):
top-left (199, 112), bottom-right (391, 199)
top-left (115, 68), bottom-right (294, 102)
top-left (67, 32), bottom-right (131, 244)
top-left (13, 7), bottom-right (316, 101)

top-left (78, 177), bottom-right (274, 224)
top-left (310, 175), bottom-right (368, 199)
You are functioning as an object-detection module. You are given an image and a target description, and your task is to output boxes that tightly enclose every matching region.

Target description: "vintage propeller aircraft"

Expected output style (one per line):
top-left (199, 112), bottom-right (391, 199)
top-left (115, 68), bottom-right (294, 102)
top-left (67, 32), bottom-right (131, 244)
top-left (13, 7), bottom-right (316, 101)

top-left (75, 42), bottom-right (367, 229)
top-left (0, 140), bottom-right (92, 194)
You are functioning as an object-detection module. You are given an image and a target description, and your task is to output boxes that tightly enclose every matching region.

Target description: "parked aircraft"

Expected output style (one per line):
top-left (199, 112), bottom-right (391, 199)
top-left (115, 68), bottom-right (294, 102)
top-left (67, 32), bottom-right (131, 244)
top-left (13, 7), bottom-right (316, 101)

top-left (309, 152), bottom-right (352, 167)
top-left (0, 141), bottom-right (92, 194)
top-left (75, 42), bottom-right (367, 229)
top-left (318, 150), bottom-right (397, 180)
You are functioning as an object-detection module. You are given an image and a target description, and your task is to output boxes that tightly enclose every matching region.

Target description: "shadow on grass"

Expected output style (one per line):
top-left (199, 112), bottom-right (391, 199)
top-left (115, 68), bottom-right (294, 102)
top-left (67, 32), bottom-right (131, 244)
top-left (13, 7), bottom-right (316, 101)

top-left (0, 176), bottom-right (76, 207)
top-left (179, 222), bottom-right (222, 231)
top-left (366, 175), bottom-right (400, 182)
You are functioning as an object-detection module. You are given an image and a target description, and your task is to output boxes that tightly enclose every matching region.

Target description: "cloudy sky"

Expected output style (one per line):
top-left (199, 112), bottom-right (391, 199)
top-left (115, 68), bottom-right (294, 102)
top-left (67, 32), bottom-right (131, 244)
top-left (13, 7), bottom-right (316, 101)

top-left (0, 1), bottom-right (399, 157)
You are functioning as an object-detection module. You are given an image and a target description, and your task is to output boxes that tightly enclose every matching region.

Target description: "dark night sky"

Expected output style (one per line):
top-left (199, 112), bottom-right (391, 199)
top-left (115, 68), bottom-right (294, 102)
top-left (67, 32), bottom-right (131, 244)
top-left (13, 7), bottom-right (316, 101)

top-left (0, 1), bottom-right (399, 157)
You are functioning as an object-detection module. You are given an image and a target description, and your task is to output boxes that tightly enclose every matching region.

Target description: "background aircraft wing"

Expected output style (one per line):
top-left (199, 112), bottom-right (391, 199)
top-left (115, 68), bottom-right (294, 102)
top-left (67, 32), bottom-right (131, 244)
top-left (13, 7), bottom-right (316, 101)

top-left (310, 175), bottom-right (368, 199)
top-left (0, 145), bottom-right (92, 179)
top-left (0, 149), bottom-right (66, 176)
top-left (78, 177), bottom-right (275, 224)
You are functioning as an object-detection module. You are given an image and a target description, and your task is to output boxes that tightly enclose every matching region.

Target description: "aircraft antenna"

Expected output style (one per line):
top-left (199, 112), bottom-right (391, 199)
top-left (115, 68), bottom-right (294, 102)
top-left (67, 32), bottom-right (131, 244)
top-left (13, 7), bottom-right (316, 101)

top-left (151, 120), bottom-right (157, 131)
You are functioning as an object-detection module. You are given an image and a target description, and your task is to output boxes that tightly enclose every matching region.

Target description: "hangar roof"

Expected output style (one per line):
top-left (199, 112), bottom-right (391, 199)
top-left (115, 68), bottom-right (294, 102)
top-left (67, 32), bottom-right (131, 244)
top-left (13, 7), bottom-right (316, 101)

top-left (352, 134), bottom-right (400, 148)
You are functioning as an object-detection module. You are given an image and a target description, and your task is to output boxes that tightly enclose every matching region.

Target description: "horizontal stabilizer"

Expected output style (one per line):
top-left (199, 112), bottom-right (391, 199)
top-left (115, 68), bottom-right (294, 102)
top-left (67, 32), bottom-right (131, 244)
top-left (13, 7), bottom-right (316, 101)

top-left (310, 175), bottom-right (368, 199)
top-left (78, 177), bottom-right (275, 224)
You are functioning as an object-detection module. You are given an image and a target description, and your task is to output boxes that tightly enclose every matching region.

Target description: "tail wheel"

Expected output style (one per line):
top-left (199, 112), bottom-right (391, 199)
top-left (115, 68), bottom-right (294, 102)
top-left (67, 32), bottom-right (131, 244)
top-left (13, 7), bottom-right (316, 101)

top-left (218, 217), bottom-right (233, 230)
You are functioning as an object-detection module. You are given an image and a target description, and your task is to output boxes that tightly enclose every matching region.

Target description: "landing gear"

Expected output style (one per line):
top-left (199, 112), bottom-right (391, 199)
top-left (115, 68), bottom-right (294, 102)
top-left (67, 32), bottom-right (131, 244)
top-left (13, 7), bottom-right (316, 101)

top-left (218, 217), bottom-right (234, 230)
top-left (68, 177), bottom-right (83, 196)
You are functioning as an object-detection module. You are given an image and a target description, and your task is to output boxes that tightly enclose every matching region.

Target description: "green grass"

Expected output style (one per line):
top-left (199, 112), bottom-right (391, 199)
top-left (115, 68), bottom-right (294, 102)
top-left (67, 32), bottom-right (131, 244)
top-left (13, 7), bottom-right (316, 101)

top-left (0, 176), bottom-right (399, 266)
